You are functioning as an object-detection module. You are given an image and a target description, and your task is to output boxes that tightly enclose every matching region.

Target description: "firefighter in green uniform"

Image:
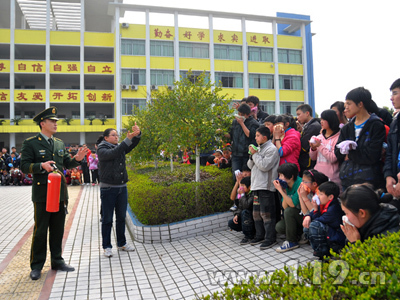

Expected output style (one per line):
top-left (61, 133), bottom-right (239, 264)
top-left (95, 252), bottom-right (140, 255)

top-left (20, 107), bottom-right (88, 280)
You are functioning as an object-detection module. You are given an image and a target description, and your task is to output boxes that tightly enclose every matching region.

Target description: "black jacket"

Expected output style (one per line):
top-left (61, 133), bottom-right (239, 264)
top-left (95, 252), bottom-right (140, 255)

top-left (229, 116), bottom-right (259, 157)
top-left (97, 136), bottom-right (141, 185)
top-left (234, 192), bottom-right (254, 217)
top-left (358, 203), bottom-right (399, 242)
top-left (335, 113), bottom-right (385, 188)
top-left (383, 114), bottom-right (400, 180)
top-left (257, 109), bottom-right (269, 124)
top-left (299, 118), bottom-right (321, 172)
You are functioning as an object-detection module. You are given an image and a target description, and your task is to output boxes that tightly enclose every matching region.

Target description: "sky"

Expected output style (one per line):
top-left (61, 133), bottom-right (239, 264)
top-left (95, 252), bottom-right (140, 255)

top-left (121, 0), bottom-right (400, 115)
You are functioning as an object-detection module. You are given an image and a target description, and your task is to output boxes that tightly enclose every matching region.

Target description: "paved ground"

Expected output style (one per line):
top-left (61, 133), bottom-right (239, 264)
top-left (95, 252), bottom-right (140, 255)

top-left (0, 185), bottom-right (314, 300)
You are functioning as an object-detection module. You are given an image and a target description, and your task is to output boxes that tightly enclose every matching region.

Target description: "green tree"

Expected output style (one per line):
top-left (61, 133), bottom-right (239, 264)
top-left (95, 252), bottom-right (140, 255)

top-left (125, 102), bottom-right (164, 168)
top-left (125, 71), bottom-right (234, 181)
top-left (151, 71), bottom-right (234, 181)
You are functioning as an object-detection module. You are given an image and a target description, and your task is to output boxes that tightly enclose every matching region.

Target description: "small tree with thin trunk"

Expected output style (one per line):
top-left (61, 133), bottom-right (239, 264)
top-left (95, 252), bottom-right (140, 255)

top-left (150, 71), bottom-right (234, 182)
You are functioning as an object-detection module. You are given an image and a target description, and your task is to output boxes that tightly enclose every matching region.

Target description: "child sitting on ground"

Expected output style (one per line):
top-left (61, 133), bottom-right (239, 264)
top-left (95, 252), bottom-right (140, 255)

top-left (1, 169), bottom-right (11, 186)
top-left (230, 165), bottom-right (251, 211)
top-left (11, 167), bottom-right (23, 186)
top-left (70, 167), bottom-right (81, 186)
top-left (228, 176), bottom-right (255, 245)
top-left (219, 146), bottom-right (232, 169)
top-left (303, 181), bottom-right (345, 259)
top-left (297, 169), bottom-right (329, 215)
top-left (274, 163), bottom-right (303, 253)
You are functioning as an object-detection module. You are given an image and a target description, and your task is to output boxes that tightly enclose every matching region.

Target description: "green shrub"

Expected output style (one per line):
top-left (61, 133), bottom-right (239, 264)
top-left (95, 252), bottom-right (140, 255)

top-left (199, 231), bottom-right (400, 300)
top-left (127, 163), bottom-right (233, 225)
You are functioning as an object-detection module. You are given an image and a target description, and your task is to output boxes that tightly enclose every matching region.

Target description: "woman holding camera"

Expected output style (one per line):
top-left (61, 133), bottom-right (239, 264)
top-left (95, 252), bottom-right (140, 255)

top-left (97, 124), bottom-right (141, 257)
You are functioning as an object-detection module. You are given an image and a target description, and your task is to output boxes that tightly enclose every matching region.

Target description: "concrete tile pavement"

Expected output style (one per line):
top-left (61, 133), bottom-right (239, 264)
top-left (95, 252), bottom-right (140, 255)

top-left (0, 185), bottom-right (315, 300)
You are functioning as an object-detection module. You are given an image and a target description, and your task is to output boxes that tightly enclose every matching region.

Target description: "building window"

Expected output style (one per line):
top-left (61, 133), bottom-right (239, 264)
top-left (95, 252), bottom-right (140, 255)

top-left (122, 99), bottom-right (147, 115)
top-left (258, 101), bottom-right (275, 115)
top-left (278, 49), bottom-right (302, 64)
top-left (121, 69), bottom-right (146, 85)
top-left (215, 72), bottom-right (243, 88)
top-left (280, 102), bottom-right (302, 115)
top-left (249, 74), bottom-right (274, 89)
top-left (150, 70), bottom-right (174, 86)
top-left (214, 44), bottom-right (242, 60)
top-left (180, 71), bottom-right (210, 84)
top-left (248, 47), bottom-right (273, 62)
top-left (279, 75), bottom-right (303, 90)
top-left (179, 42), bottom-right (209, 58)
top-left (150, 41), bottom-right (174, 57)
top-left (121, 39), bottom-right (145, 55)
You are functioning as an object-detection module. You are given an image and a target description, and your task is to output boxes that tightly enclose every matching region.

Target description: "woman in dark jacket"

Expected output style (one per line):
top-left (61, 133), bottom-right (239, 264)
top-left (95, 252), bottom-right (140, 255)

top-left (97, 125), bottom-right (141, 258)
top-left (340, 184), bottom-right (399, 243)
top-left (334, 87), bottom-right (386, 190)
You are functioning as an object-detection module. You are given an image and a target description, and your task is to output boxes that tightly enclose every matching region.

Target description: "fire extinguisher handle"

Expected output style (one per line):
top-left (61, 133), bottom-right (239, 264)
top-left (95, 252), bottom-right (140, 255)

top-left (50, 163), bottom-right (58, 171)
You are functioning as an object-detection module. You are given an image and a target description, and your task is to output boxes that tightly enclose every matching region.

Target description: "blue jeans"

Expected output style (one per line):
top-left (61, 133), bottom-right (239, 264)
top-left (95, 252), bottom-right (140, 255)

top-left (101, 186), bottom-right (128, 249)
top-left (228, 209), bottom-right (255, 239)
top-left (304, 220), bottom-right (329, 257)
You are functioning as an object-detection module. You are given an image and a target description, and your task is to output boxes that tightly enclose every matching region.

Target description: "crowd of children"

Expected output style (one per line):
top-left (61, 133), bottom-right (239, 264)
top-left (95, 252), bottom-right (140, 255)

top-left (226, 82), bottom-right (400, 260)
top-left (0, 144), bottom-right (99, 187)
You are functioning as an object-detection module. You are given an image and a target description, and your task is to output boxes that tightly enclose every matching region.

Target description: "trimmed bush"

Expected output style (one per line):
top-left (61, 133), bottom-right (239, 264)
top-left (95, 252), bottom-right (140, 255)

top-left (199, 231), bottom-right (400, 299)
top-left (127, 163), bottom-right (233, 225)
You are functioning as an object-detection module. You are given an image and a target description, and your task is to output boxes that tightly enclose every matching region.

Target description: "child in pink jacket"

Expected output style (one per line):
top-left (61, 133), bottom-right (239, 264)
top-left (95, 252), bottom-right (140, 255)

top-left (309, 109), bottom-right (341, 189)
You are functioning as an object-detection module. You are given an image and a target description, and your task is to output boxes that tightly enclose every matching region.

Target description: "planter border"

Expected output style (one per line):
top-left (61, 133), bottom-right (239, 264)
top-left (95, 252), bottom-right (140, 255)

top-left (125, 206), bottom-right (232, 244)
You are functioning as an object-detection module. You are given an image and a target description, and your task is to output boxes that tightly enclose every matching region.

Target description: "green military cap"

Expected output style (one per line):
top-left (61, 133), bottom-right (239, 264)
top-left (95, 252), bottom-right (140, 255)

top-left (33, 106), bottom-right (59, 124)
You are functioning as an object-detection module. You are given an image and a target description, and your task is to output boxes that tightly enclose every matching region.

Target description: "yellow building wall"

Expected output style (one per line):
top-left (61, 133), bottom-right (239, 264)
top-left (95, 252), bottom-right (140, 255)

top-left (277, 35), bottom-right (302, 49)
top-left (14, 60), bottom-right (45, 73)
top-left (214, 60), bottom-right (243, 72)
top-left (0, 60), bottom-right (10, 73)
top-left (179, 58), bottom-right (210, 71)
top-left (0, 29), bottom-right (10, 43)
top-left (220, 88), bottom-right (244, 100)
top-left (83, 62), bottom-right (115, 74)
top-left (49, 90), bottom-right (80, 102)
top-left (149, 25), bottom-right (175, 41)
top-left (213, 30), bottom-right (243, 45)
top-left (279, 90), bottom-right (304, 101)
top-left (248, 61), bottom-right (274, 74)
top-left (0, 89), bottom-right (10, 101)
top-left (14, 90), bottom-right (46, 102)
top-left (120, 24), bottom-right (146, 39)
top-left (50, 31), bottom-right (80, 45)
top-left (278, 64), bottom-right (303, 76)
top-left (15, 30), bottom-right (46, 44)
top-left (179, 27), bottom-right (209, 43)
top-left (84, 32), bottom-right (114, 47)
top-left (150, 57), bottom-right (174, 69)
top-left (249, 89), bottom-right (276, 100)
top-left (122, 56), bottom-right (146, 68)
top-left (50, 61), bottom-right (80, 74)
top-left (246, 32), bottom-right (274, 47)
top-left (121, 87), bottom-right (148, 98)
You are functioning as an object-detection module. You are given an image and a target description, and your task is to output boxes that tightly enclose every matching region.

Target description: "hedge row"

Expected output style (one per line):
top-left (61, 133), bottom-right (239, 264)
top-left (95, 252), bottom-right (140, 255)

top-left (199, 231), bottom-right (400, 299)
top-left (127, 163), bottom-right (233, 225)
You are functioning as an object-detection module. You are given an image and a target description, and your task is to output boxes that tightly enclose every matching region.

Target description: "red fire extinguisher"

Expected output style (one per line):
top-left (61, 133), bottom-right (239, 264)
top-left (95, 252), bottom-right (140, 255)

top-left (46, 165), bottom-right (62, 212)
